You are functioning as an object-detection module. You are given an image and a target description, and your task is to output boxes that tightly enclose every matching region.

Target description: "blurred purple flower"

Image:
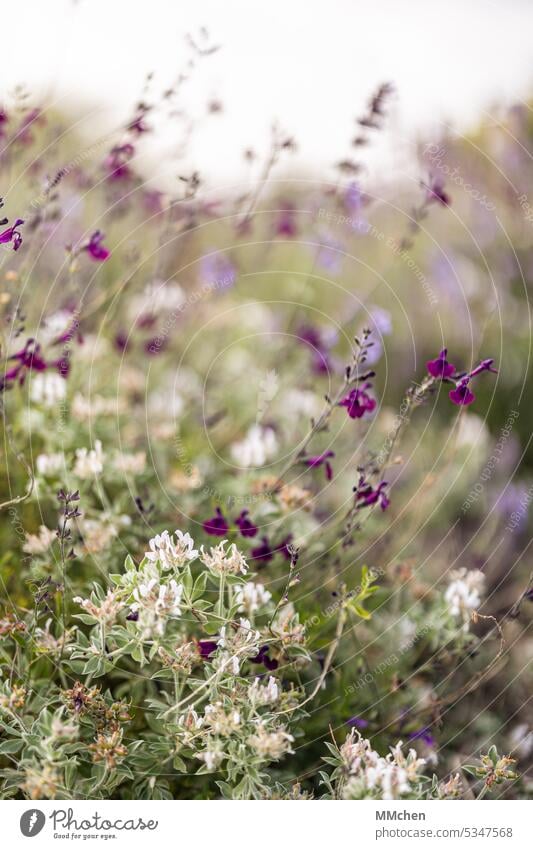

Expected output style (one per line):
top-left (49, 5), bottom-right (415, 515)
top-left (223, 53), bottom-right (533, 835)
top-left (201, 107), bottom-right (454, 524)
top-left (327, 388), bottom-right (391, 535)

top-left (235, 509), bottom-right (258, 538)
top-left (305, 451), bottom-right (335, 481)
top-left (203, 507), bottom-right (229, 536)
top-left (201, 251), bottom-right (236, 290)
top-left (84, 231), bottom-right (110, 262)
top-left (346, 716), bottom-right (369, 729)
top-left (251, 536), bottom-right (274, 563)
top-left (316, 234), bottom-right (344, 274)
top-left (275, 202), bottom-right (297, 237)
top-left (409, 726), bottom-right (436, 747)
top-left (105, 143), bottom-right (134, 181)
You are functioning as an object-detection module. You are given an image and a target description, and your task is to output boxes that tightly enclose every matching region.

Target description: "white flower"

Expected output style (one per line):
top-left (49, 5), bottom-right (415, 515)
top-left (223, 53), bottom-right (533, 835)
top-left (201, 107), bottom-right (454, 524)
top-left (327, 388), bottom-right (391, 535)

top-left (248, 676), bottom-right (279, 706)
top-left (201, 540), bottom-right (248, 576)
top-left (216, 618), bottom-right (261, 672)
top-left (247, 723), bottom-right (294, 759)
top-left (235, 581), bottom-right (272, 614)
top-left (36, 452), bottom-right (64, 477)
top-left (72, 393), bottom-right (121, 421)
top-left (40, 309), bottom-right (74, 344)
top-left (73, 440), bottom-right (104, 478)
top-left (72, 589), bottom-right (124, 625)
top-left (130, 575), bottom-right (184, 637)
top-left (79, 519), bottom-right (117, 554)
top-left (204, 703), bottom-right (241, 736)
top-left (340, 731), bottom-right (425, 800)
top-left (113, 451), bottom-right (146, 475)
top-left (196, 745), bottom-right (224, 772)
top-left (444, 568), bottom-right (485, 626)
top-left (230, 425), bottom-right (278, 467)
top-left (23, 525), bottom-right (56, 555)
top-left (30, 373), bottom-right (66, 407)
top-left (145, 529), bottom-right (198, 571)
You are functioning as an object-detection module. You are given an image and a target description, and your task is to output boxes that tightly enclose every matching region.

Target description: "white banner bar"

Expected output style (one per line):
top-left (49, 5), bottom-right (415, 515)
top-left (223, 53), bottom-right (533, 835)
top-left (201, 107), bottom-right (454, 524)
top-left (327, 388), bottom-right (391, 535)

top-left (1, 799), bottom-right (530, 848)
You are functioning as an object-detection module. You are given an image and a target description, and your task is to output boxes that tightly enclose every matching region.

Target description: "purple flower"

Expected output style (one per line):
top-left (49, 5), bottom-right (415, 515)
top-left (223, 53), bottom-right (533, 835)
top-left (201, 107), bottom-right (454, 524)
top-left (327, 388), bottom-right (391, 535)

top-left (251, 645), bottom-right (279, 671)
top-left (0, 108), bottom-right (9, 138)
top-left (346, 716), bottom-right (369, 729)
top-left (105, 143), bottom-right (134, 181)
top-left (0, 218), bottom-right (24, 251)
top-left (84, 231), bottom-right (110, 262)
top-left (235, 509), bottom-right (258, 538)
top-left (408, 727), bottom-right (436, 747)
top-left (126, 610), bottom-right (139, 622)
top-left (468, 358), bottom-right (498, 379)
top-left (198, 639), bottom-right (218, 659)
top-left (339, 384), bottom-right (376, 419)
top-left (203, 507), bottom-right (229, 536)
top-left (1, 338), bottom-right (67, 391)
top-left (275, 202), bottom-right (297, 237)
top-left (200, 251), bottom-right (236, 290)
top-left (316, 234), bottom-right (344, 274)
top-left (427, 348), bottom-right (455, 378)
top-left (114, 331), bottom-right (129, 353)
top-left (251, 536), bottom-right (274, 563)
top-left (369, 306), bottom-right (392, 336)
top-left (355, 478), bottom-right (390, 511)
top-left (305, 451), bottom-right (335, 481)
top-left (297, 325), bottom-right (334, 375)
top-left (449, 380), bottom-right (475, 406)
top-left (344, 181), bottom-right (363, 215)
top-left (425, 174), bottom-right (450, 206)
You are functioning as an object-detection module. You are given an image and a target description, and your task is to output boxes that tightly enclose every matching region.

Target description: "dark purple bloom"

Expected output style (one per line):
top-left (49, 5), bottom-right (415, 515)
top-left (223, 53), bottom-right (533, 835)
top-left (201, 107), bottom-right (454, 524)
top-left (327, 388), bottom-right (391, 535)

top-left (305, 451), bottom-right (335, 481)
top-left (105, 143), bottom-right (134, 180)
top-left (126, 610), bottom-right (139, 622)
top-left (114, 331), bottom-right (129, 353)
top-left (355, 478), bottom-right (390, 511)
top-left (449, 380), bottom-right (475, 406)
top-left (198, 639), bottom-right (218, 659)
top-left (203, 507), bottom-right (229, 536)
top-left (251, 645), bottom-right (279, 671)
top-left (0, 108), bottom-right (9, 138)
top-left (251, 536), bottom-right (274, 563)
top-left (274, 534), bottom-right (294, 560)
top-left (0, 338), bottom-right (67, 391)
top-left (16, 108), bottom-right (43, 145)
top-left (235, 509), bottom-right (258, 538)
top-left (297, 325), bottom-right (335, 375)
top-left (145, 337), bottom-right (167, 355)
top-left (427, 348), bottom-right (455, 379)
top-left (425, 175), bottom-right (450, 206)
top-left (84, 231), bottom-right (110, 262)
top-left (0, 218), bottom-right (24, 251)
top-left (408, 726), bottom-right (436, 747)
top-left (275, 202), bottom-right (297, 237)
top-left (339, 383), bottom-right (376, 419)
top-left (346, 716), bottom-right (369, 729)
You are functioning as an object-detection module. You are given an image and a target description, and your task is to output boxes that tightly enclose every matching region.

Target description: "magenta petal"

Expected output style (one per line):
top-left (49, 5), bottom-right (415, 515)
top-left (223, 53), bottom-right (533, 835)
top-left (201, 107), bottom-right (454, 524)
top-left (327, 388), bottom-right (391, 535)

top-left (449, 384), bottom-right (475, 406)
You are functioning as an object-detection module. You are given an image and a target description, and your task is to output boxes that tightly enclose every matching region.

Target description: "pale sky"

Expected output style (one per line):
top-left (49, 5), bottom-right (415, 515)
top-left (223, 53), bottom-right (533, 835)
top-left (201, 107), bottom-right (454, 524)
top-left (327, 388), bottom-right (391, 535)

top-left (2, 0), bottom-right (533, 186)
